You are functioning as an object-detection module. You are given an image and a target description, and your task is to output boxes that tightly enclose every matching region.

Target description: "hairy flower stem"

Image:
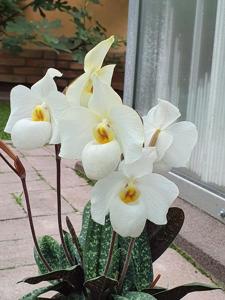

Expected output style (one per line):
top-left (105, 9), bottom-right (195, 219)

top-left (118, 238), bottom-right (136, 293)
top-left (55, 144), bottom-right (74, 266)
top-left (104, 231), bottom-right (118, 276)
top-left (21, 178), bottom-right (52, 272)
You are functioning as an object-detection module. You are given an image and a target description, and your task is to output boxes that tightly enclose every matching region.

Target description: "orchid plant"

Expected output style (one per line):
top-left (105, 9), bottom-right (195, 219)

top-left (0, 36), bottom-right (219, 300)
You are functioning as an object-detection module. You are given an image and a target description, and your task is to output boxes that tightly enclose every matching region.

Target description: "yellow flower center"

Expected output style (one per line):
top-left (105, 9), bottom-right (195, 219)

top-left (119, 181), bottom-right (140, 204)
top-left (93, 119), bottom-right (115, 144)
top-left (149, 128), bottom-right (161, 147)
top-left (85, 79), bottom-right (93, 94)
top-left (31, 104), bottom-right (50, 122)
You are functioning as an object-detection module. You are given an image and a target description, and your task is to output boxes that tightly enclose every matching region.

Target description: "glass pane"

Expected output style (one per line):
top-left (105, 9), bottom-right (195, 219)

top-left (131, 0), bottom-right (225, 196)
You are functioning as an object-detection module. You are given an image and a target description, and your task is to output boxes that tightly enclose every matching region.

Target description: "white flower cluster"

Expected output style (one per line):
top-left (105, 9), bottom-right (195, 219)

top-left (5, 36), bottom-right (198, 238)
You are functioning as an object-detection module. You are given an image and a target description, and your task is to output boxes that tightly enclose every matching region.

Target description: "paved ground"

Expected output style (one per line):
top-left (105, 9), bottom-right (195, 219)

top-left (0, 144), bottom-right (224, 299)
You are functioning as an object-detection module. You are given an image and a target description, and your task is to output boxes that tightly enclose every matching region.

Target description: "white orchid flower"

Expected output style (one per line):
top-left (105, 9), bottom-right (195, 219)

top-left (91, 149), bottom-right (179, 238)
top-left (58, 77), bottom-right (144, 180)
top-left (143, 99), bottom-right (198, 171)
top-left (66, 36), bottom-right (115, 107)
top-left (4, 68), bottom-right (62, 150)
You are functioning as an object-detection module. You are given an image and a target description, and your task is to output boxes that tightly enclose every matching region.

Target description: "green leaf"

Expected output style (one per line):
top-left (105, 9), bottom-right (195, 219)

top-left (153, 283), bottom-right (219, 299)
top-left (143, 287), bottom-right (167, 295)
top-left (34, 235), bottom-right (62, 275)
top-left (132, 228), bottom-right (153, 291)
top-left (59, 231), bottom-right (79, 267)
top-left (84, 275), bottom-right (118, 299)
top-left (112, 296), bottom-right (128, 300)
top-left (52, 293), bottom-right (85, 300)
top-left (83, 215), bottom-right (103, 280)
top-left (118, 227), bottom-right (153, 293)
top-left (19, 265), bottom-right (84, 292)
top-left (125, 292), bottom-right (157, 299)
top-left (147, 207), bottom-right (184, 262)
top-left (98, 215), bottom-right (117, 276)
top-left (66, 217), bottom-right (83, 264)
top-left (79, 201), bottom-right (91, 247)
top-left (118, 243), bottom-right (136, 293)
top-left (123, 292), bottom-right (157, 299)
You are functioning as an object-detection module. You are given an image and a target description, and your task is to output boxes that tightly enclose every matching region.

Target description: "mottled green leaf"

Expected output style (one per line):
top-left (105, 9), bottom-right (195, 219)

top-left (118, 227), bottom-right (153, 293)
top-left (83, 215), bottom-right (103, 280)
top-left (59, 231), bottom-right (79, 267)
top-left (98, 215), bottom-right (117, 276)
top-left (79, 201), bottom-right (91, 247)
top-left (34, 235), bottom-right (62, 274)
top-left (66, 217), bottom-right (83, 264)
top-left (124, 292), bottom-right (157, 299)
top-left (132, 228), bottom-right (153, 291)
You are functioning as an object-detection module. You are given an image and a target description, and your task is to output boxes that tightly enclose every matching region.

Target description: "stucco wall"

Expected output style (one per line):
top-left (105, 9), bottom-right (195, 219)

top-left (25, 0), bottom-right (128, 52)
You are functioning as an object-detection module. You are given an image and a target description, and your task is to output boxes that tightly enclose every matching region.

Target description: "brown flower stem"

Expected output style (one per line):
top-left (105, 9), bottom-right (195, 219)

top-left (0, 153), bottom-right (17, 174)
top-left (55, 144), bottom-right (74, 266)
top-left (118, 238), bottom-right (136, 293)
top-left (150, 274), bottom-right (161, 288)
top-left (104, 231), bottom-right (118, 276)
top-left (0, 146), bottom-right (52, 272)
top-left (21, 177), bottom-right (52, 272)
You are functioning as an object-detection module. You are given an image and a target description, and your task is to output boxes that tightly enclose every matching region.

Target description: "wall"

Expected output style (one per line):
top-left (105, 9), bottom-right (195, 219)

top-left (25, 0), bottom-right (128, 52)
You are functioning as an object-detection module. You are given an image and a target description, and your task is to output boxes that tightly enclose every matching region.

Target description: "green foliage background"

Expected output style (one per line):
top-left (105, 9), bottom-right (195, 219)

top-left (0, 102), bottom-right (10, 140)
top-left (0, 0), bottom-right (124, 63)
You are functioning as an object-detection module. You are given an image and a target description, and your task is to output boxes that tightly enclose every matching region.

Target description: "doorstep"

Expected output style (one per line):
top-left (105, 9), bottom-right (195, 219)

top-left (174, 198), bottom-right (225, 287)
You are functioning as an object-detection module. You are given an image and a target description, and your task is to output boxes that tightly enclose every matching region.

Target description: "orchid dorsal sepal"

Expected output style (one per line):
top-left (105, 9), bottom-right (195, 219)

top-left (66, 36), bottom-right (116, 107)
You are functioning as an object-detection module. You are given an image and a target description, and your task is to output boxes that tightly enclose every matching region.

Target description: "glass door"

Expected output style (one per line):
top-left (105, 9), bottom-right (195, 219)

top-left (124, 0), bottom-right (225, 223)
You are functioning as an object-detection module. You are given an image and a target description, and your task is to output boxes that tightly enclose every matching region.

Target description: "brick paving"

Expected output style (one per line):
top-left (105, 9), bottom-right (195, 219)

top-left (0, 144), bottom-right (224, 299)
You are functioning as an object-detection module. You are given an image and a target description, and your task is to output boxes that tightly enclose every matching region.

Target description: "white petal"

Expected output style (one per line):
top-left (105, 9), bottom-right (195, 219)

top-left (88, 77), bottom-right (122, 116)
top-left (155, 130), bottom-right (173, 160)
top-left (45, 91), bottom-right (70, 144)
top-left (11, 119), bottom-right (51, 150)
top-left (163, 121), bottom-right (198, 168)
top-left (145, 99), bottom-right (181, 130)
top-left (58, 107), bottom-right (98, 159)
top-left (119, 147), bottom-right (157, 178)
top-left (84, 36), bottom-right (114, 73)
top-left (31, 68), bottom-right (62, 98)
top-left (66, 72), bottom-right (90, 106)
top-left (82, 140), bottom-right (121, 180)
top-left (110, 104), bottom-right (144, 163)
top-left (110, 196), bottom-right (146, 237)
top-left (5, 85), bottom-right (38, 133)
top-left (138, 174), bottom-right (179, 225)
top-left (91, 171), bottom-right (125, 225)
top-left (95, 64), bottom-right (116, 85)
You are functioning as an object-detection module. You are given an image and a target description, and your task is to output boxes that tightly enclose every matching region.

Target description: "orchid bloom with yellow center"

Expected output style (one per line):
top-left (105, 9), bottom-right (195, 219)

top-left (66, 36), bottom-right (116, 107)
top-left (4, 68), bottom-right (62, 150)
top-left (143, 99), bottom-right (198, 171)
top-left (91, 149), bottom-right (179, 237)
top-left (54, 77), bottom-right (144, 180)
